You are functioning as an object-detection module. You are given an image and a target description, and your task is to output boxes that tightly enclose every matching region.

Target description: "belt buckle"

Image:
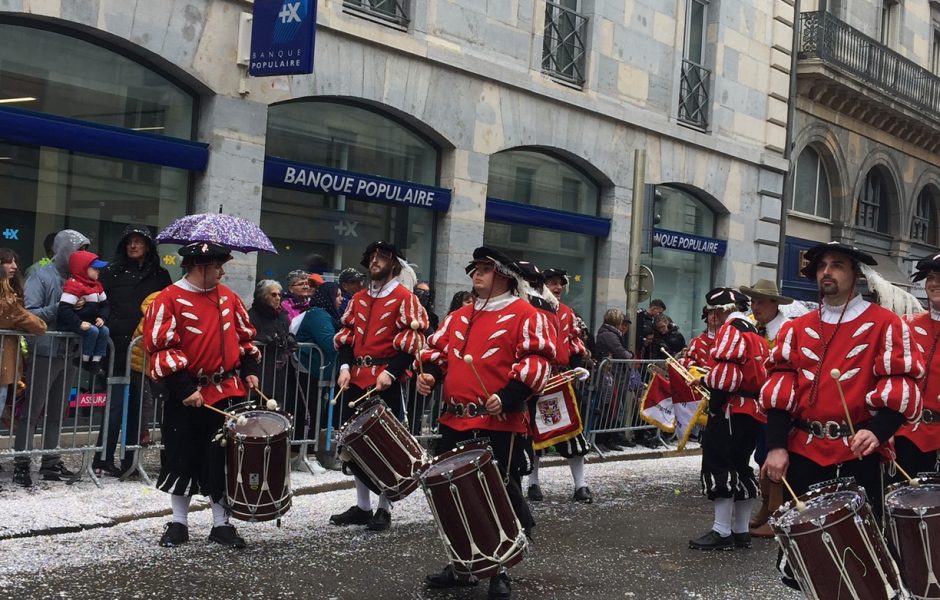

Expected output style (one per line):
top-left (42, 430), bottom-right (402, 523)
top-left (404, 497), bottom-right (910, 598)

top-left (809, 421), bottom-right (824, 437)
top-left (452, 402), bottom-right (464, 417)
top-left (825, 420), bottom-right (841, 440)
top-left (924, 410), bottom-right (935, 424)
top-left (466, 403), bottom-right (478, 418)
top-left (211, 372), bottom-right (224, 385)
top-left (362, 356), bottom-right (373, 367)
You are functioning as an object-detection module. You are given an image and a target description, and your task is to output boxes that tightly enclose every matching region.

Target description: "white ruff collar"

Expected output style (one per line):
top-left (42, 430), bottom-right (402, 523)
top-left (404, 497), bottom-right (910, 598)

top-left (367, 279), bottom-right (400, 299)
top-left (820, 294), bottom-right (870, 324)
top-left (931, 305), bottom-right (940, 321)
top-left (764, 311), bottom-right (789, 341)
top-left (176, 278), bottom-right (217, 293)
top-left (475, 291), bottom-right (518, 312)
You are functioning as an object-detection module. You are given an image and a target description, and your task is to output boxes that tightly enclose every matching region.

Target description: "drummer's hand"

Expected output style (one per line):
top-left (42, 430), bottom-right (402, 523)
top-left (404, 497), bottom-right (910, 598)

top-left (850, 429), bottom-right (880, 457)
top-left (416, 373), bottom-right (435, 396)
top-left (244, 375), bottom-right (259, 390)
top-left (485, 394), bottom-right (503, 416)
top-left (375, 370), bottom-right (394, 391)
top-left (337, 368), bottom-right (351, 390)
top-left (182, 390), bottom-right (204, 408)
top-left (761, 448), bottom-right (789, 483)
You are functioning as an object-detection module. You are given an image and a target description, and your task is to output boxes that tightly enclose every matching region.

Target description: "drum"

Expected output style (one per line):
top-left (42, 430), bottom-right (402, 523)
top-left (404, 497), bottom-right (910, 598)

top-left (886, 474), bottom-right (940, 600)
top-left (224, 410), bottom-right (293, 522)
top-left (770, 483), bottom-right (906, 600)
top-left (420, 441), bottom-right (527, 578)
top-left (337, 398), bottom-right (427, 501)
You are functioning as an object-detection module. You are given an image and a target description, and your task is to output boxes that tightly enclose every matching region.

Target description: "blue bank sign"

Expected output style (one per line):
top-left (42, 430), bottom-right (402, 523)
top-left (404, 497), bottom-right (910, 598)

top-left (249, 0), bottom-right (316, 76)
top-left (653, 228), bottom-right (727, 256)
top-left (264, 158), bottom-right (452, 212)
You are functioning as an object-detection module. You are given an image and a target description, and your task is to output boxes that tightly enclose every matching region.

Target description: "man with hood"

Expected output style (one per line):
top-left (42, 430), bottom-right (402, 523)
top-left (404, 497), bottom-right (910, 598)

top-left (14, 229), bottom-right (90, 487)
top-left (93, 225), bottom-right (172, 476)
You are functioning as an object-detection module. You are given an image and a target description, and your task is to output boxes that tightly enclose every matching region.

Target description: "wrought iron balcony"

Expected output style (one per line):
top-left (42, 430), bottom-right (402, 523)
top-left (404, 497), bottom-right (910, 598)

top-left (678, 60), bottom-right (711, 129)
top-left (343, 0), bottom-right (409, 27)
top-left (797, 10), bottom-right (940, 151)
top-left (541, 2), bottom-right (588, 86)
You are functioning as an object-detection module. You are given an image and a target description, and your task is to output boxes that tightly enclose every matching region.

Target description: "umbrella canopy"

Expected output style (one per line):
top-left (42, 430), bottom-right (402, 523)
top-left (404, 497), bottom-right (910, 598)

top-left (156, 213), bottom-right (277, 254)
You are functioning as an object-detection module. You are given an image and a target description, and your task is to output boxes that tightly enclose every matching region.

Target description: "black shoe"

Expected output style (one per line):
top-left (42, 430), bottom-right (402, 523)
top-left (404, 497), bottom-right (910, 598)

top-left (689, 530), bottom-right (735, 551)
top-left (527, 484), bottom-right (544, 501)
top-left (329, 505), bottom-right (372, 526)
top-left (425, 564), bottom-right (478, 589)
top-left (93, 461), bottom-right (122, 478)
top-left (367, 508), bottom-right (391, 532)
top-left (488, 572), bottom-right (511, 599)
top-left (733, 532), bottom-right (752, 549)
top-left (208, 524), bottom-right (246, 548)
top-left (13, 464), bottom-right (32, 487)
top-left (159, 522), bottom-right (189, 547)
top-left (39, 463), bottom-right (76, 481)
top-left (573, 486), bottom-right (594, 504)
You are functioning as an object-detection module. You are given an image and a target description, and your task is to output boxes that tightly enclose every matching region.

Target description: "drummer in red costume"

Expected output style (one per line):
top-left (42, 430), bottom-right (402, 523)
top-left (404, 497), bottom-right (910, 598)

top-left (688, 288), bottom-right (768, 551)
top-left (523, 267), bottom-right (593, 504)
top-left (895, 252), bottom-right (940, 478)
top-left (417, 247), bottom-right (556, 600)
top-left (329, 240), bottom-right (427, 532)
top-left (144, 242), bottom-right (261, 549)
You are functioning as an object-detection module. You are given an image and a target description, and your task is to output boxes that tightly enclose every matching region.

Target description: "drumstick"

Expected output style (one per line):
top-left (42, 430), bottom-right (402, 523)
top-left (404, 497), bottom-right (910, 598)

top-left (204, 403), bottom-right (247, 426)
top-left (463, 354), bottom-right (505, 421)
top-left (253, 387), bottom-right (279, 411)
top-left (781, 476), bottom-right (807, 512)
top-left (348, 386), bottom-right (375, 408)
top-left (894, 461), bottom-right (919, 486)
top-left (330, 384), bottom-right (348, 406)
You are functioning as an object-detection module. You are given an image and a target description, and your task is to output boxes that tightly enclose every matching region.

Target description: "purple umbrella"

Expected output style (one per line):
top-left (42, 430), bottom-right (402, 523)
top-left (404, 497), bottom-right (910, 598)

top-left (156, 213), bottom-right (277, 254)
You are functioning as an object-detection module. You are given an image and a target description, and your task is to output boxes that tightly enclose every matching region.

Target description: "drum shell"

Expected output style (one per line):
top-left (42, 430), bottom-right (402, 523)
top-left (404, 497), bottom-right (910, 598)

top-left (771, 487), bottom-right (903, 600)
top-left (886, 475), bottom-right (940, 600)
top-left (225, 410), bottom-right (293, 522)
top-left (338, 400), bottom-right (427, 501)
top-left (421, 444), bottom-right (525, 578)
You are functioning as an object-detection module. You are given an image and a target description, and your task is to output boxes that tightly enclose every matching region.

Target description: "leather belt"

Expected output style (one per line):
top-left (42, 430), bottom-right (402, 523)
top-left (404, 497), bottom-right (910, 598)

top-left (923, 409), bottom-right (937, 424)
top-left (354, 355), bottom-right (391, 367)
top-left (444, 401), bottom-right (486, 418)
top-left (794, 419), bottom-right (853, 440)
top-left (196, 369), bottom-right (237, 388)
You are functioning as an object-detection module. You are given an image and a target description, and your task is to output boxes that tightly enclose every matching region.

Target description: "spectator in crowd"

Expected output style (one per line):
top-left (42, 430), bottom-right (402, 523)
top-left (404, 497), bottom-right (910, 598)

top-left (94, 225), bottom-right (171, 475)
top-left (651, 314), bottom-right (686, 360)
top-left (128, 292), bottom-right (165, 457)
top-left (281, 270), bottom-right (312, 322)
top-left (594, 309), bottom-right (636, 451)
top-left (304, 253), bottom-right (329, 275)
top-left (15, 229), bottom-right (90, 487)
top-left (595, 309), bottom-right (633, 360)
top-left (573, 309), bottom-right (595, 357)
top-left (337, 268), bottom-right (365, 316)
top-left (447, 290), bottom-right (474, 314)
top-left (249, 280), bottom-right (300, 428)
top-left (414, 281), bottom-right (439, 334)
top-left (57, 249), bottom-right (111, 382)
top-left (0, 248), bottom-right (46, 431)
top-left (25, 231), bottom-right (57, 278)
top-left (291, 280), bottom-right (341, 469)
top-left (635, 298), bottom-right (666, 352)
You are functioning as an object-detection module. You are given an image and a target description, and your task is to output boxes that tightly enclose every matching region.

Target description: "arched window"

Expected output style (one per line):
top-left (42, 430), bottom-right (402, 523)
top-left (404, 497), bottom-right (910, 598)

top-left (856, 168), bottom-right (891, 233)
top-left (792, 147), bottom-right (831, 219)
top-left (912, 187), bottom-right (938, 246)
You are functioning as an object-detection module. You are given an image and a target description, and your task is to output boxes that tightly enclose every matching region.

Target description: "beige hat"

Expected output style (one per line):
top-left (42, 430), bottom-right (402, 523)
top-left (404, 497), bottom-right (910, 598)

top-left (739, 279), bottom-right (794, 304)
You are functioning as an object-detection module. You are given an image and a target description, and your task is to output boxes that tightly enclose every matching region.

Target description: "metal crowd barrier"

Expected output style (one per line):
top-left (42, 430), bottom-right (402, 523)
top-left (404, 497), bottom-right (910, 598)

top-left (584, 358), bottom-right (669, 453)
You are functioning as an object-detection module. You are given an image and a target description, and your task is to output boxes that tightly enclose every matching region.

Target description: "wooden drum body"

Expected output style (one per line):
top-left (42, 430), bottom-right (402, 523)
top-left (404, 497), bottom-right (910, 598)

top-left (224, 410), bottom-right (293, 522)
top-left (886, 475), bottom-right (940, 600)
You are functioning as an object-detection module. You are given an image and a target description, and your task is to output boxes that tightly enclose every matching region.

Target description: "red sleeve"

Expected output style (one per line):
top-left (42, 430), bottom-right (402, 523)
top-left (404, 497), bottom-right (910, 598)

top-left (866, 317), bottom-right (924, 422)
top-left (143, 292), bottom-right (190, 380)
top-left (759, 321), bottom-right (798, 412)
top-left (420, 312), bottom-right (453, 376)
top-left (510, 309), bottom-right (556, 392)
top-left (704, 321), bottom-right (747, 392)
top-left (392, 291), bottom-right (429, 355)
top-left (333, 295), bottom-right (358, 351)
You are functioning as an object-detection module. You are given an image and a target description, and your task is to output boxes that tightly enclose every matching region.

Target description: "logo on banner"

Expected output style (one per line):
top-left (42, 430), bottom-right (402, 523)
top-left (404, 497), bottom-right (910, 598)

top-left (249, 0), bottom-right (316, 76)
top-left (274, 1), bottom-right (306, 40)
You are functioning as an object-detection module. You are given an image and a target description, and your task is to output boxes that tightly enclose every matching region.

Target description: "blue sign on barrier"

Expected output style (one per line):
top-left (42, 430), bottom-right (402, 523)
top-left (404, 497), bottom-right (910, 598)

top-left (249, 0), bottom-right (316, 76)
top-left (653, 228), bottom-right (727, 256)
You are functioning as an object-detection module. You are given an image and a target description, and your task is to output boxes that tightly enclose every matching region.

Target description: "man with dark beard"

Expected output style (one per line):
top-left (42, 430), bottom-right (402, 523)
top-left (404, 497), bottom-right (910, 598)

top-left (329, 241), bottom-right (427, 532)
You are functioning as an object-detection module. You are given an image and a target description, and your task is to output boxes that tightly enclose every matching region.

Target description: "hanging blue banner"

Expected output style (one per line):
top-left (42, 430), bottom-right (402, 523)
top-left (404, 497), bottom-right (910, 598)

top-left (653, 228), bottom-right (727, 256)
top-left (264, 157), bottom-right (452, 212)
top-left (249, 0), bottom-right (316, 76)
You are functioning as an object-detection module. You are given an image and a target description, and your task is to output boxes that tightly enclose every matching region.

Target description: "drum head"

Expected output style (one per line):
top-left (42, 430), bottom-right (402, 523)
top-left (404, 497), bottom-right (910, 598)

top-left (230, 411), bottom-right (290, 438)
top-left (776, 490), bottom-right (863, 528)
top-left (424, 448), bottom-right (489, 481)
top-left (886, 483), bottom-right (940, 513)
top-left (343, 403), bottom-right (385, 437)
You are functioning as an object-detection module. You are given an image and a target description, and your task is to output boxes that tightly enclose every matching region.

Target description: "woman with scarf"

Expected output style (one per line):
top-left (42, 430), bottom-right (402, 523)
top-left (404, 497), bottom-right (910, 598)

top-left (280, 270), bottom-right (313, 322)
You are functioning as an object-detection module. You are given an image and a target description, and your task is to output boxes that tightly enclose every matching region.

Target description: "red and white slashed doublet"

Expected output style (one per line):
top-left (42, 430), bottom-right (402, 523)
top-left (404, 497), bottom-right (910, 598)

top-left (420, 292), bottom-right (556, 434)
top-left (555, 303), bottom-right (586, 368)
top-left (704, 315), bottom-right (769, 421)
top-left (334, 281), bottom-right (428, 389)
top-left (760, 298), bottom-right (925, 466)
top-left (898, 310), bottom-right (940, 452)
top-left (144, 281), bottom-right (260, 406)
top-left (683, 332), bottom-right (715, 370)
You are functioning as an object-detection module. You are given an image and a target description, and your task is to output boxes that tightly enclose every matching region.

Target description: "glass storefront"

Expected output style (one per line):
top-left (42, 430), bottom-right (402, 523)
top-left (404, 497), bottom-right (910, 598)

top-left (259, 101), bottom-right (439, 282)
top-left (0, 22), bottom-right (194, 268)
top-left (484, 149), bottom-right (601, 321)
top-left (645, 185), bottom-right (716, 338)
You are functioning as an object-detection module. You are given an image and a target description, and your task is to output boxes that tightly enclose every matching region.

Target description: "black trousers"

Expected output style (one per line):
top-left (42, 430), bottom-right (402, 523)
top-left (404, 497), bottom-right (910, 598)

top-left (787, 451), bottom-right (885, 522)
top-left (891, 436), bottom-right (939, 484)
top-left (341, 382), bottom-right (405, 495)
top-left (700, 412), bottom-right (760, 501)
top-left (436, 423), bottom-right (535, 536)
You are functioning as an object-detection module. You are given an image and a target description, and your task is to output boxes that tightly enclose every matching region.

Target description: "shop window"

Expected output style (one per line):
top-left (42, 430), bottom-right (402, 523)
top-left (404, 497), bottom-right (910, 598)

top-left (261, 100), bottom-right (438, 283)
top-left (856, 168), bottom-right (892, 233)
top-left (792, 147), bottom-right (831, 219)
top-left (912, 187), bottom-right (938, 245)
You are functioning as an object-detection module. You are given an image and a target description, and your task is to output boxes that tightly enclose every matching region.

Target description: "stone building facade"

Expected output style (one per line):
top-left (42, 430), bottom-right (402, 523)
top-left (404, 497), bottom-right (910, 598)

top-left (0, 0), bottom-right (795, 336)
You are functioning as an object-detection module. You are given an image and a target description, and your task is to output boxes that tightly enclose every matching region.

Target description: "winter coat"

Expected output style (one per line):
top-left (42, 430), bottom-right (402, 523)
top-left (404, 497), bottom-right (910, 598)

top-left (99, 224), bottom-right (172, 367)
top-left (57, 250), bottom-right (110, 334)
top-left (24, 230), bottom-right (90, 357)
top-left (651, 327), bottom-right (687, 360)
top-left (130, 292), bottom-right (161, 374)
top-left (595, 323), bottom-right (633, 360)
top-left (0, 294), bottom-right (47, 385)
top-left (248, 299), bottom-right (297, 392)
top-left (290, 307), bottom-right (338, 378)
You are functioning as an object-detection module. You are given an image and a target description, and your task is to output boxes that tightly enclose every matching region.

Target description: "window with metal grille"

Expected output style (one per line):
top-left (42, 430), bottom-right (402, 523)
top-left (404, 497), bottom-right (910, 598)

top-left (541, 0), bottom-right (589, 86)
top-left (912, 187), bottom-right (938, 245)
top-left (792, 147), bottom-right (832, 219)
top-left (856, 169), bottom-right (890, 233)
top-left (343, 0), bottom-right (409, 27)
top-left (678, 0), bottom-right (711, 129)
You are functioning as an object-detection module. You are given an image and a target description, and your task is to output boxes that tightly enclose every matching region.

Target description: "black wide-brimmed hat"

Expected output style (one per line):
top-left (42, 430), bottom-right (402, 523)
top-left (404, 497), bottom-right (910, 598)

top-left (542, 268), bottom-right (569, 286)
top-left (516, 260), bottom-right (544, 286)
top-left (912, 252), bottom-right (940, 282)
top-left (360, 241), bottom-right (405, 268)
top-left (801, 241), bottom-right (877, 279)
top-left (705, 287), bottom-right (748, 311)
top-left (465, 246), bottom-right (524, 280)
top-left (178, 241), bottom-right (233, 264)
